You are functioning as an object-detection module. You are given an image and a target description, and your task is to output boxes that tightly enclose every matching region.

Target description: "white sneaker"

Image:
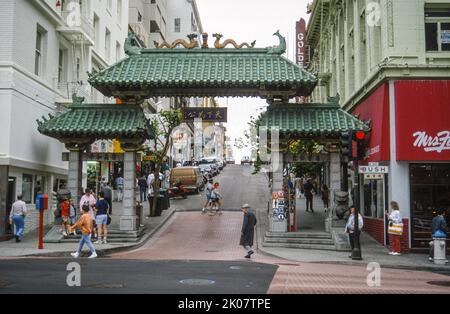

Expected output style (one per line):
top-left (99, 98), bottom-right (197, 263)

top-left (88, 252), bottom-right (97, 258)
top-left (70, 252), bottom-right (79, 258)
top-left (94, 240), bottom-right (102, 244)
top-left (202, 208), bottom-right (206, 213)
top-left (62, 231), bottom-right (68, 237)
top-left (429, 257), bottom-right (434, 262)
top-left (392, 252), bottom-right (402, 256)
top-left (388, 252), bottom-right (394, 255)
top-left (102, 239), bottom-right (108, 244)
top-left (72, 231), bottom-right (77, 236)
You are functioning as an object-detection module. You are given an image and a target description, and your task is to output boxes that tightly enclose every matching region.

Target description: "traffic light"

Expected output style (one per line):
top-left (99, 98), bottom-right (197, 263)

top-left (340, 131), bottom-right (353, 160)
top-left (354, 131), bottom-right (366, 161)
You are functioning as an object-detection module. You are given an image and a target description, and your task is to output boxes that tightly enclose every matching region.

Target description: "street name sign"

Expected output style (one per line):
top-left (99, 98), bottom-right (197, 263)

top-left (359, 165), bottom-right (389, 174)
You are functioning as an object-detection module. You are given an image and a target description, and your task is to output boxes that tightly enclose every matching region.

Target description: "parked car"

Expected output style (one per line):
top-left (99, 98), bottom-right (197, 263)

top-left (226, 158), bottom-right (235, 164)
top-left (198, 164), bottom-right (213, 177)
top-left (241, 156), bottom-right (252, 165)
top-left (169, 166), bottom-right (205, 194)
top-left (198, 158), bottom-right (220, 176)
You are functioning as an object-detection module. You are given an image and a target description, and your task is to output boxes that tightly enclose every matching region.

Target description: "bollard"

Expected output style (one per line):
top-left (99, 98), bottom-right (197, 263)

top-left (433, 238), bottom-right (447, 265)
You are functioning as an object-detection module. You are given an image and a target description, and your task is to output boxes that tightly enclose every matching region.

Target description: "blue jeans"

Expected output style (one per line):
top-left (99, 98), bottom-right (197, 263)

top-left (140, 187), bottom-right (147, 202)
top-left (77, 234), bottom-right (96, 255)
top-left (12, 215), bottom-right (25, 238)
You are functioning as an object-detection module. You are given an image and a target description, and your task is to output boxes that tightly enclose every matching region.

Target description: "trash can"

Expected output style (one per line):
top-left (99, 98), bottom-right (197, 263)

top-left (148, 195), bottom-right (164, 217)
top-left (432, 238), bottom-right (448, 265)
top-left (159, 188), bottom-right (170, 210)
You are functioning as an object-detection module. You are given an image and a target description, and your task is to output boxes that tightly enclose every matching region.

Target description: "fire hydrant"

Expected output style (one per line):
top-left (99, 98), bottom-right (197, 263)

top-left (432, 238), bottom-right (448, 265)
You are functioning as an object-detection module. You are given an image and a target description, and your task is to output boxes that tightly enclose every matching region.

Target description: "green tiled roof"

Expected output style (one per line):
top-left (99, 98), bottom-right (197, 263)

top-left (37, 104), bottom-right (152, 139)
top-left (88, 48), bottom-right (317, 99)
top-left (259, 103), bottom-right (370, 136)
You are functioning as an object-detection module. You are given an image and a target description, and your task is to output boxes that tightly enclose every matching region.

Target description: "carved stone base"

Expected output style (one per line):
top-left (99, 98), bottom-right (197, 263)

top-left (120, 215), bottom-right (138, 231)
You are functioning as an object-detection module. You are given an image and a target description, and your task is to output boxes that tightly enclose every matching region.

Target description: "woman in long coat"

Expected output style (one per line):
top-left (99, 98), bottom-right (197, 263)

top-left (240, 204), bottom-right (257, 258)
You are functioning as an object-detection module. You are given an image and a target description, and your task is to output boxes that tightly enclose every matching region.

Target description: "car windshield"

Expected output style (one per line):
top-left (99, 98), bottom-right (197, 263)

top-left (199, 159), bottom-right (216, 164)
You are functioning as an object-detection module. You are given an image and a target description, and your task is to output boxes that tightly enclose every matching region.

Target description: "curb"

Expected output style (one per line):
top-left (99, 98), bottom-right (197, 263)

top-left (22, 208), bottom-right (177, 258)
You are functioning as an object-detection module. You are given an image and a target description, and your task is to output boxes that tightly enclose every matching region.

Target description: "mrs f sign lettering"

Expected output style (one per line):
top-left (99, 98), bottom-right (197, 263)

top-left (413, 130), bottom-right (450, 153)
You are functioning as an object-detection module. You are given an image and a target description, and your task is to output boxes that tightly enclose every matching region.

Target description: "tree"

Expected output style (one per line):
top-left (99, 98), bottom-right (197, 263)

top-left (148, 108), bottom-right (182, 216)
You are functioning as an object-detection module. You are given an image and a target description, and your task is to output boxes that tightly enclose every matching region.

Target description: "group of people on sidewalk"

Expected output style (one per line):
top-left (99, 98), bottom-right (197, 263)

top-left (137, 170), bottom-right (170, 203)
top-left (345, 201), bottom-right (448, 262)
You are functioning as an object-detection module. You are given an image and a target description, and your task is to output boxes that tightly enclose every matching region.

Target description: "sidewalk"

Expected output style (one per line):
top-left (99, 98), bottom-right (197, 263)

top-left (256, 195), bottom-right (450, 272)
top-left (0, 200), bottom-right (176, 258)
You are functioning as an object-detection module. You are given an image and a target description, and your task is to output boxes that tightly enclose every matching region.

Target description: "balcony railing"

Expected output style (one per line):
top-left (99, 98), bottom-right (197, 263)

top-left (59, 10), bottom-right (94, 43)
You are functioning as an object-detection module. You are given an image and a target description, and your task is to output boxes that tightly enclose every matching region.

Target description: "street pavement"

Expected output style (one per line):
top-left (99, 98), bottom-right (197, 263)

top-left (1, 165), bottom-right (449, 294)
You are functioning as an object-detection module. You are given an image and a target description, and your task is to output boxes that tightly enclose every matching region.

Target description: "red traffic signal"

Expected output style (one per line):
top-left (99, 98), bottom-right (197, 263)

top-left (354, 131), bottom-right (365, 141)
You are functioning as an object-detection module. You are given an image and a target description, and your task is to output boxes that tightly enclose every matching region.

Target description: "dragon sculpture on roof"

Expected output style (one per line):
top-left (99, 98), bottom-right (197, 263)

top-left (212, 33), bottom-right (256, 49)
top-left (154, 34), bottom-right (199, 49)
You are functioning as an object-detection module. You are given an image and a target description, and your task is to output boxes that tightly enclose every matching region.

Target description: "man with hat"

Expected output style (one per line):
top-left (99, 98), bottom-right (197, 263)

top-left (240, 204), bottom-right (257, 258)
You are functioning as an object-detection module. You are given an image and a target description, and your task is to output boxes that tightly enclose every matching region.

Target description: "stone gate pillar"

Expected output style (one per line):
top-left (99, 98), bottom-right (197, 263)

top-left (271, 148), bottom-right (284, 191)
top-left (329, 150), bottom-right (341, 199)
top-left (65, 143), bottom-right (88, 207)
top-left (120, 143), bottom-right (139, 231)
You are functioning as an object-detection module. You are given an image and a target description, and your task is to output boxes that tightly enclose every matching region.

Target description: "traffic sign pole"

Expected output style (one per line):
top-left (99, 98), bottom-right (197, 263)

top-left (38, 209), bottom-right (44, 249)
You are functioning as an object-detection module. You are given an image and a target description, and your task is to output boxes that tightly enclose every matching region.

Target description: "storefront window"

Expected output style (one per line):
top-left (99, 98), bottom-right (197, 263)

top-left (410, 164), bottom-right (450, 248)
top-left (361, 176), bottom-right (386, 219)
top-left (33, 175), bottom-right (46, 203)
top-left (22, 174), bottom-right (33, 204)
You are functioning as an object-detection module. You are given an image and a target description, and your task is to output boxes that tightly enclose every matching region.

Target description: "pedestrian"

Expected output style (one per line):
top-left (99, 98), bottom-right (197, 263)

top-left (386, 201), bottom-right (403, 256)
top-left (240, 204), bottom-right (257, 259)
top-left (60, 197), bottom-right (70, 237)
top-left (138, 175), bottom-right (148, 203)
top-left (9, 195), bottom-right (27, 242)
top-left (100, 182), bottom-right (113, 214)
top-left (115, 175), bottom-right (124, 201)
top-left (321, 184), bottom-right (330, 209)
top-left (94, 191), bottom-right (110, 244)
top-left (429, 208), bottom-right (448, 263)
top-left (344, 206), bottom-right (364, 258)
top-left (147, 171), bottom-right (155, 195)
top-left (79, 188), bottom-right (97, 239)
top-left (202, 178), bottom-right (214, 213)
top-left (303, 179), bottom-right (315, 213)
top-left (68, 198), bottom-right (77, 236)
top-left (211, 182), bottom-right (223, 214)
top-left (69, 205), bottom-right (97, 258)
top-left (295, 177), bottom-right (302, 199)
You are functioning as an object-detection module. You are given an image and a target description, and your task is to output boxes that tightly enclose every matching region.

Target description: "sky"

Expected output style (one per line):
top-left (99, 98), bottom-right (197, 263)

top-left (196, 0), bottom-right (311, 162)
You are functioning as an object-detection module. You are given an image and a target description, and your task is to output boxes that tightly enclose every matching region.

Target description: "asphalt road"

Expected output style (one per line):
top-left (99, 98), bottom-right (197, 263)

top-left (0, 258), bottom-right (277, 294)
top-left (170, 164), bottom-right (270, 211)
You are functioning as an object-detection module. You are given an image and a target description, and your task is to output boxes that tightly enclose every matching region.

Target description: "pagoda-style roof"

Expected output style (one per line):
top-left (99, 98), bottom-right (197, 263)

top-left (37, 102), bottom-right (152, 140)
top-left (258, 101), bottom-right (370, 137)
top-left (87, 32), bottom-right (317, 102)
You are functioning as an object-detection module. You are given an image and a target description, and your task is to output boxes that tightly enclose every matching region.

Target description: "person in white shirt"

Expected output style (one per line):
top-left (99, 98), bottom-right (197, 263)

top-left (147, 171), bottom-right (155, 195)
top-left (9, 195), bottom-right (27, 242)
top-left (79, 188), bottom-right (97, 238)
top-left (345, 206), bottom-right (364, 257)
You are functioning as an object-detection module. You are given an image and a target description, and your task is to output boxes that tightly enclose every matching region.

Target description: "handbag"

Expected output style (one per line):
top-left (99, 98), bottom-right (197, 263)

top-left (388, 222), bottom-right (403, 235)
top-left (106, 214), bottom-right (112, 226)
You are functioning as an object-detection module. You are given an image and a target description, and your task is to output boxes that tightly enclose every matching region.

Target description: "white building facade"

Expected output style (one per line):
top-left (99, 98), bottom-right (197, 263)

top-left (0, 0), bottom-right (129, 237)
top-left (306, 0), bottom-right (450, 252)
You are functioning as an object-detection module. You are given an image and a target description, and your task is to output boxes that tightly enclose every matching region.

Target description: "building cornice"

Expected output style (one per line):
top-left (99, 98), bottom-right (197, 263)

top-left (30, 0), bottom-right (64, 26)
top-left (343, 65), bottom-right (450, 112)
